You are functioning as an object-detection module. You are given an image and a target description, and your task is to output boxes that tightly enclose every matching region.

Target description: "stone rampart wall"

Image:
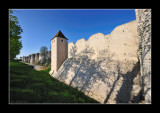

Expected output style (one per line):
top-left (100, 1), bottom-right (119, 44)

top-left (30, 54), bottom-right (35, 64)
top-left (68, 20), bottom-right (138, 73)
top-left (135, 9), bottom-right (151, 103)
top-left (52, 20), bottom-right (141, 103)
top-left (22, 51), bottom-right (51, 64)
top-left (68, 21), bottom-right (138, 62)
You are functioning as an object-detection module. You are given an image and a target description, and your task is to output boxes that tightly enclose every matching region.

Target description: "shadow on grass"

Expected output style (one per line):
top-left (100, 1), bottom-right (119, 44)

top-left (9, 61), bottom-right (98, 103)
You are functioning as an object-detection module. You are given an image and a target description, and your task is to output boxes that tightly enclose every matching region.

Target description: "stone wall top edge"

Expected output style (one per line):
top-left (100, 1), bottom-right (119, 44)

top-left (74, 32), bottom-right (110, 45)
top-left (110, 20), bottom-right (137, 33)
top-left (24, 51), bottom-right (52, 57)
top-left (88, 33), bottom-right (105, 41)
top-left (72, 20), bottom-right (137, 46)
top-left (75, 38), bottom-right (87, 45)
top-left (68, 42), bottom-right (75, 45)
top-left (118, 20), bottom-right (136, 28)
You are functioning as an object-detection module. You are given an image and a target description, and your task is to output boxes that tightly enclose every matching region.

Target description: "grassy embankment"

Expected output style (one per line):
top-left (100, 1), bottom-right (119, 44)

top-left (9, 61), bottom-right (99, 103)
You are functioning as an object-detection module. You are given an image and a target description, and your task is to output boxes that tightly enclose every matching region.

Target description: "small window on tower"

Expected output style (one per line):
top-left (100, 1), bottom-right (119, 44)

top-left (61, 40), bottom-right (63, 42)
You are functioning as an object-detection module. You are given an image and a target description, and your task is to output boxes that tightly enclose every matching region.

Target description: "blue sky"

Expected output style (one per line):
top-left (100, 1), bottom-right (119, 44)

top-left (11, 9), bottom-right (136, 58)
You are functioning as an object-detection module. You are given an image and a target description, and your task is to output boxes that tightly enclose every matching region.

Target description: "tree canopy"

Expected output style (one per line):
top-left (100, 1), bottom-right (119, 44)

top-left (40, 46), bottom-right (48, 56)
top-left (9, 9), bottom-right (23, 61)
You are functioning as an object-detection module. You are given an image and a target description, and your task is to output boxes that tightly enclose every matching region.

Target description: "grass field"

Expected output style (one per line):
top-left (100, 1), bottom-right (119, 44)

top-left (9, 61), bottom-right (99, 103)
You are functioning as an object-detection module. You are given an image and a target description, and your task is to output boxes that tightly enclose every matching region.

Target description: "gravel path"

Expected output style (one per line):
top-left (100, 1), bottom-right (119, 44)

top-left (24, 62), bottom-right (46, 71)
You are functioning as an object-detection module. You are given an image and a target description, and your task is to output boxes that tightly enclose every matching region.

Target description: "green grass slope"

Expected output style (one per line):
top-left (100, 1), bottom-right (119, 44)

top-left (9, 61), bottom-right (99, 103)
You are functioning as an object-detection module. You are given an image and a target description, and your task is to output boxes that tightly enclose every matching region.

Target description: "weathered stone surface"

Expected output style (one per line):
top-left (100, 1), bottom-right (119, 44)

top-left (25, 56), bottom-right (29, 62)
top-left (22, 56), bottom-right (29, 62)
top-left (135, 9), bottom-right (151, 104)
top-left (29, 55), bottom-right (31, 62)
top-left (22, 56), bottom-right (25, 62)
top-left (49, 10), bottom-right (151, 104)
top-left (68, 20), bottom-right (138, 62)
top-left (25, 51), bottom-right (50, 65)
top-left (34, 53), bottom-right (39, 64)
top-left (30, 54), bottom-right (35, 64)
top-left (51, 21), bottom-right (141, 103)
top-left (39, 53), bottom-right (45, 63)
top-left (50, 33), bottom-right (68, 75)
top-left (53, 58), bottom-right (140, 103)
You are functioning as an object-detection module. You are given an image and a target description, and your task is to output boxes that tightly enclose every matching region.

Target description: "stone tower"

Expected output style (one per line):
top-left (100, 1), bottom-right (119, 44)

top-left (50, 30), bottom-right (68, 75)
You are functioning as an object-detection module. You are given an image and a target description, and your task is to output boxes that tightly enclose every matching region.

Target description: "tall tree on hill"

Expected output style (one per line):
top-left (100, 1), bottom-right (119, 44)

top-left (9, 9), bottom-right (23, 61)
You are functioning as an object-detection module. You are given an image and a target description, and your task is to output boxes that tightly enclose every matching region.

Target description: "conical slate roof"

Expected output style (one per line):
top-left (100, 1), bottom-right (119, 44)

top-left (51, 30), bottom-right (68, 40)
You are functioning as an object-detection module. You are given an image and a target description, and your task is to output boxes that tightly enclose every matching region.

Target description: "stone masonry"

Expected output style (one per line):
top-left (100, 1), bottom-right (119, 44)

top-left (22, 51), bottom-right (51, 65)
top-left (51, 21), bottom-right (141, 103)
top-left (20, 9), bottom-right (151, 104)
top-left (29, 55), bottom-right (31, 62)
top-left (30, 54), bottom-right (35, 64)
top-left (49, 30), bottom-right (68, 75)
top-left (22, 56), bottom-right (25, 62)
top-left (35, 53), bottom-right (39, 63)
top-left (135, 9), bottom-right (151, 103)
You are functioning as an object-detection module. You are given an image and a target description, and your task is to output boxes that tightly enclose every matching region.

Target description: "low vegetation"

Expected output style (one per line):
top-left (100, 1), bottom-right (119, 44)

top-left (9, 61), bottom-right (99, 103)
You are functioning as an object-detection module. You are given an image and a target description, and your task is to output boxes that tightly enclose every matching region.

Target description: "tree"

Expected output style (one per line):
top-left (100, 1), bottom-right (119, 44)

top-left (40, 46), bottom-right (48, 64)
top-left (9, 9), bottom-right (23, 61)
top-left (40, 46), bottom-right (48, 57)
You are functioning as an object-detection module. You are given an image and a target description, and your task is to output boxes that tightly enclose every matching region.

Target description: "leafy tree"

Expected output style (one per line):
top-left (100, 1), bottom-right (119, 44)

top-left (40, 46), bottom-right (48, 57)
top-left (9, 9), bottom-right (23, 61)
top-left (40, 46), bottom-right (48, 65)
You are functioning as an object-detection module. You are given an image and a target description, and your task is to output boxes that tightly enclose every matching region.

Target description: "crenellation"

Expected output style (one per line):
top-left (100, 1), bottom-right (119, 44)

top-left (20, 9), bottom-right (151, 104)
top-left (49, 13), bottom-right (151, 103)
top-left (51, 21), bottom-right (141, 103)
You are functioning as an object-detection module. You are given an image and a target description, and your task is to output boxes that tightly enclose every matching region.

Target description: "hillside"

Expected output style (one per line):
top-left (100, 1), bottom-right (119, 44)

top-left (9, 61), bottom-right (99, 103)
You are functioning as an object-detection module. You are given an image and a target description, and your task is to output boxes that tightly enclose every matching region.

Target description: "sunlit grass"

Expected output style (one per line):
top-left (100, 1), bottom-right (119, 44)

top-left (9, 61), bottom-right (99, 103)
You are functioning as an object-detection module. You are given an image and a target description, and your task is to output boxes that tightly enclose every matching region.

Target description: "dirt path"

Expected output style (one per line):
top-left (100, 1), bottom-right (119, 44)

top-left (24, 62), bottom-right (46, 71)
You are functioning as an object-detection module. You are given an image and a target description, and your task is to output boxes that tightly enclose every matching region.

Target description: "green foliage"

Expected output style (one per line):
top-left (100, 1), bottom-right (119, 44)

top-left (9, 61), bottom-right (99, 103)
top-left (9, 9), bottom-right (23, 61)
top-left (40, 46), bottom-right (48, 56)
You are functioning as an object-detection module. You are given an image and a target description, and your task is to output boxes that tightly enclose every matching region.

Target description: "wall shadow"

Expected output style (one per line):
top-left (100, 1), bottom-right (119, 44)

top-left (55, 44), bottom-right (142, 103)
top-left (103, 62), bottom-right (121, 103)
top-left (68, 45), bottom-right (95, 87)
top-left (64, 46), bottom-right (118, 98)
top-left (115, 61), bottom-right (141, 103)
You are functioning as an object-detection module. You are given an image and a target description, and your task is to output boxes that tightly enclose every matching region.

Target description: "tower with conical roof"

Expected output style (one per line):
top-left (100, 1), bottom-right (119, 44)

top-left (50, 30), bottom-right (68, 75)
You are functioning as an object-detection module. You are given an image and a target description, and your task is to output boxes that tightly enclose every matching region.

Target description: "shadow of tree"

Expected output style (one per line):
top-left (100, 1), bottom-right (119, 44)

top-left (140, 70), bottom-right (151, 103)
top-left (69, 44), bottom-right (77, 58)
top-left (55, 44), bottom-right (143, 103)
top-left (138, 14), bottom-right (151, 103)
top-left (68, 45), bottom-right (95, 87)
top-left (103, 62), bottom-right (121, 103)
top-left (66, 46), bottom-right (118, 99)
top-left (115, 61), bottom-right (141, 103)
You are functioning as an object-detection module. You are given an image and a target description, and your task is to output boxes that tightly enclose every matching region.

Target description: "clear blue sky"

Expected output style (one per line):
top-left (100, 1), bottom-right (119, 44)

top-left (11, 9), bottom-right (136, 58)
